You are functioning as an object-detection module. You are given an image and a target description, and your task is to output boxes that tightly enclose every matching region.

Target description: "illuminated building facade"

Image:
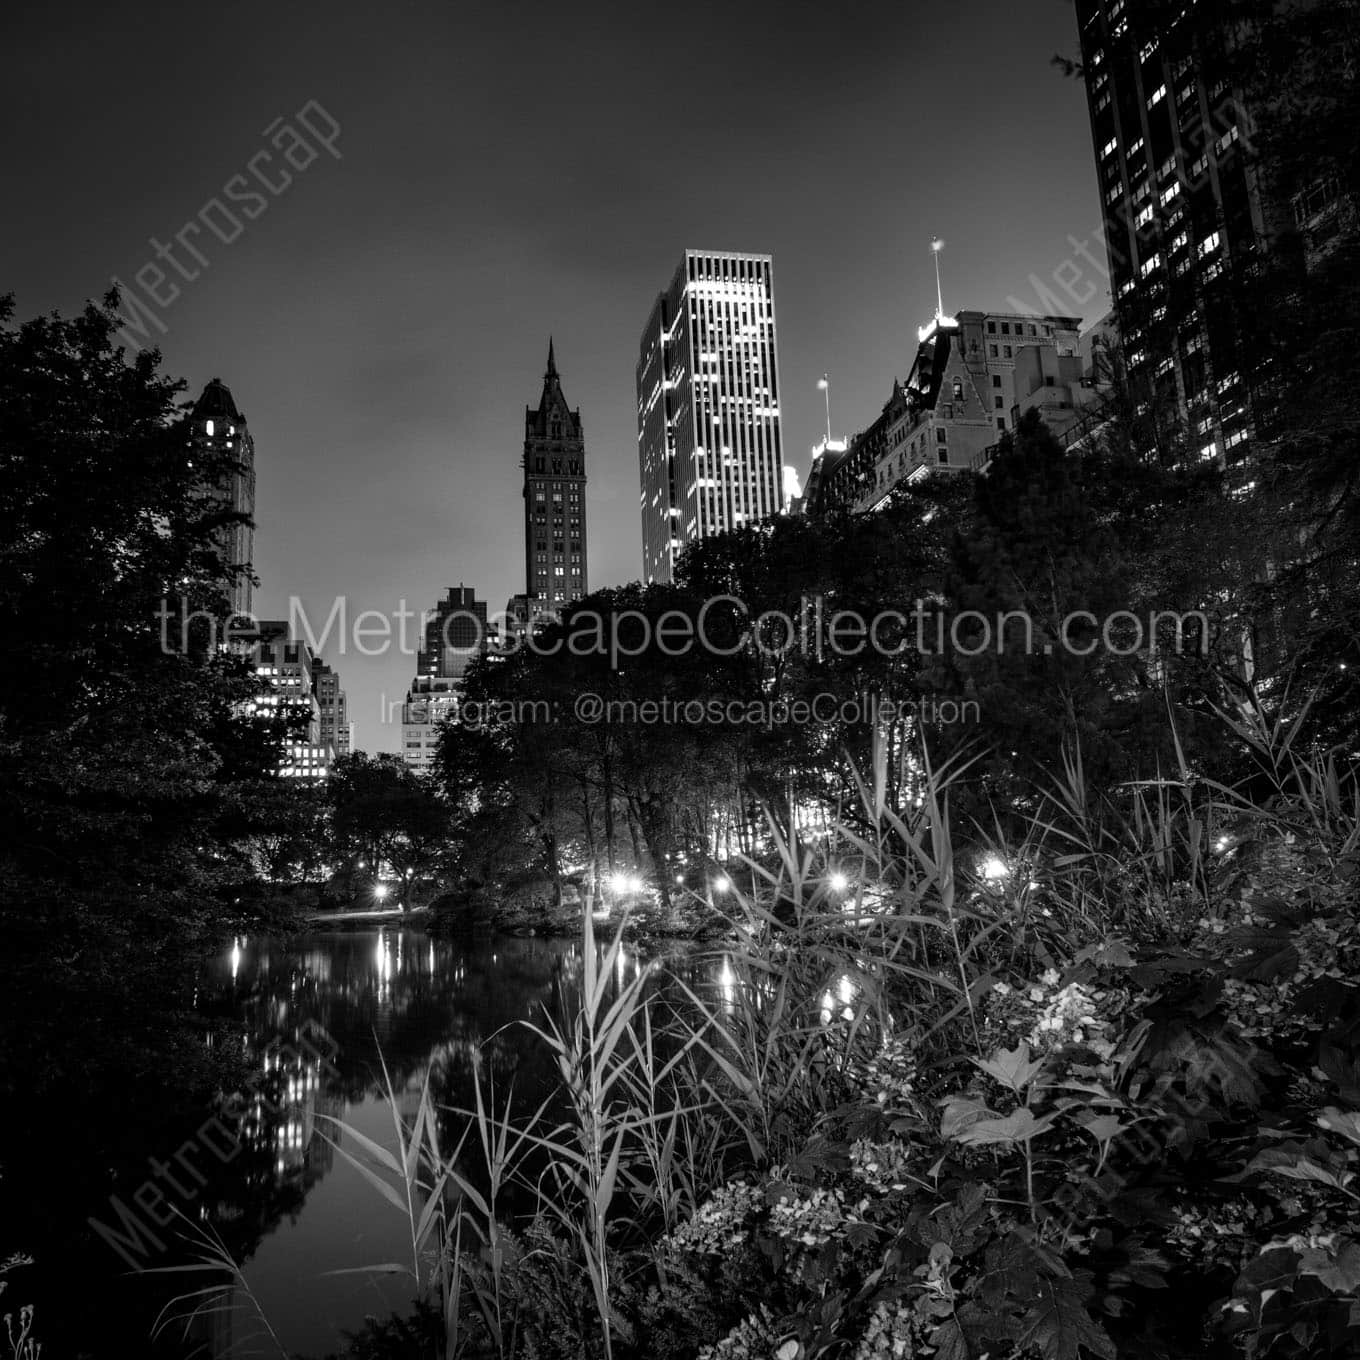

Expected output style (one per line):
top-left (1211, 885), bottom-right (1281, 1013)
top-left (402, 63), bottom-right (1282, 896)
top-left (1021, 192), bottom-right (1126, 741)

top-left (791, 437), bottom-right (847, 517)
top-left (499, 591), bottom-right (556, 650)
top-left (311, 659), bottom-right (352, 759)
top-left (417, 585), bottom-right (488, 680)
top-left (1073, 0), bottom-right (1281, 466)
top-left (400, 675), bottom-right (461, 776)
top-left (401, 585), bottom-right (488, 774)
top-left (523, 341), bottom-right (588, 612)
top-left (812, 310), bottom-right (1087, 514)
top-left (636, 250), bottom-right (784, 583)
top-left (189, 378), bottom-right (255, 618)
top-left (249, 620), bottom-right (338, 778)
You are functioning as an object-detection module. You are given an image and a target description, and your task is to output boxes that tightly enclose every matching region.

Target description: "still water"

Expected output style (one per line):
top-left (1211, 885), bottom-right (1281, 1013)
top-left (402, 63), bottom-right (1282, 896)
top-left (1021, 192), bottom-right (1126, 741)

top-left (2, 927), bottom-right (693, 1360)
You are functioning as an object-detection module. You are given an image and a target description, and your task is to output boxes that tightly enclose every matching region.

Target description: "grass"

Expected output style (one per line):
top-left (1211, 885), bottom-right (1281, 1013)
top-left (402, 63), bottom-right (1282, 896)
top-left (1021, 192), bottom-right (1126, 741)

top-left (154, 709), bottom-right (1360, 1360)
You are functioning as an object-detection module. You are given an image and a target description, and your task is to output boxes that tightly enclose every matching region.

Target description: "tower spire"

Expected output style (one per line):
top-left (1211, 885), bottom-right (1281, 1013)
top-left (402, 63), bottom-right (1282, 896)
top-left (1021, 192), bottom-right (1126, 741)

top-left (545, 336), bottom-right (557, 381)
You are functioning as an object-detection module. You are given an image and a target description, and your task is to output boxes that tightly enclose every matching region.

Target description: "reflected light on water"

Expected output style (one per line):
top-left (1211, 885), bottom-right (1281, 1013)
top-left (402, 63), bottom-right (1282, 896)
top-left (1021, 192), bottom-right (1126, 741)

top-left (718, 956), bottom-right (737, 1015)
top-left (820, 973), bottom-right (856, 1025)
top-left (230, 936), bottom-right (244, 981)
top-left (374, 930), bottom-right (392, 1000)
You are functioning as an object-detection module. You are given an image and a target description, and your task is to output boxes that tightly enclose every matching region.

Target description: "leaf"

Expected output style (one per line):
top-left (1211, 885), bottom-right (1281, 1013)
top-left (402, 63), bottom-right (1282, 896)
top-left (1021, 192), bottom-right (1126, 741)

top-left (940, 1095), bottom-right (999, 1141)
top-left (1016, 1276), bottom-right (1117, 1360)
top-left (1319, 1107), bottom-right (1360, 1149)
top-left (974, 1041), bottom-right (1046, 1094)
top-left (319, 1132), bottom-right (410, 1216)
top-left (929, 1301), bottom-right (1021, 1360)
top-left (1247, 1147), bottom-right (1354, 1193)
top-left (1233, 1246), bottom-right (1303, 1302)
top-left (926, 1318), bottom-right (971, 1360)
top-left (956, 1107), bottom-right (1058, 1148)
top-left (1094, 938), bottom-right (1135, 968)
top-left (1075, 1113), bottom-right (1127, 1145)
top-left (320, 1263), bottom-right (411, 1277)
top-left (1227, 929), bottom-right (1299, 982)
top-left (1298, 1241), bottom-right (1360, 1295)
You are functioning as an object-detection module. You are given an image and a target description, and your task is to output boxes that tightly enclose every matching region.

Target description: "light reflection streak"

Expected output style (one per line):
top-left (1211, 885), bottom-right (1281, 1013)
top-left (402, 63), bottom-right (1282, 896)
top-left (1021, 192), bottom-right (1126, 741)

top-left (718, 956), bottom-right (736, 1015)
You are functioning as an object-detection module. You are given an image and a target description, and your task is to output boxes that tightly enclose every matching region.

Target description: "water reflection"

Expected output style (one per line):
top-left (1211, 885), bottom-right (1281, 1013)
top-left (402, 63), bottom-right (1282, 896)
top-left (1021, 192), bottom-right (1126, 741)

top-left (2, 928), bottom-right (723, 1360)
top-left (187, 929), bottom-right (654, 1357)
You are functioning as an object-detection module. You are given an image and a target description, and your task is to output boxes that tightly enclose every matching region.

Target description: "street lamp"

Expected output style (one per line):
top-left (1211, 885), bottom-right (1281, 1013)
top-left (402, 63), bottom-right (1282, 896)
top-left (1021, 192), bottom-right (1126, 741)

top-left (712, 875), bottom-right (731, 895)
top-left (374, 883), bottom-right (389, 902)
top-left (829, 871), bottom-right (849, 893)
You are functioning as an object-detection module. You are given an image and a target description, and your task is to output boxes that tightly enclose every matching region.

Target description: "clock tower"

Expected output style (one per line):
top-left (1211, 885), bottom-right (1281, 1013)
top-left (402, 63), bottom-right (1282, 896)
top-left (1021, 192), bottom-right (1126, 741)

top-left (523, 339), bottom-right (588, 612)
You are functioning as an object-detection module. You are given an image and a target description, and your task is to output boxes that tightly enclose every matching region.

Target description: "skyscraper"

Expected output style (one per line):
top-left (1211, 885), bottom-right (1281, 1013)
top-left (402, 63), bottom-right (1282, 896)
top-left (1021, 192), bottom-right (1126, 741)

top-left (248, 621), bottom-right (336, 779)
top-left (417, 585), bottom-right (488, 680)
top-left (189, 378), bottom-right (255, 618)
top-left (311, 659), bottom-right (352, 759)
top-left (401, 585), bottom-right (488, 775)
top-left (522, 341), bottom-right (588, 613)
top-left (636, 251), bottom-right (784, 584)
top-left (1072, 0), bottom-right (1272, 467)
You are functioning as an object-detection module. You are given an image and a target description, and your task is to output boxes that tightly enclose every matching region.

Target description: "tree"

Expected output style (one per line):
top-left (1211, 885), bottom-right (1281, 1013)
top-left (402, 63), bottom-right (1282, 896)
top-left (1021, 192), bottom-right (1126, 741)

top-left (0, 290), bottom-right (268, 949)
top-left (326, 753), bottom-right (453, 904)
top-left (930, 412), bottom-right (1190, 805)
top-left (226, 780), bottom-right (330, 886)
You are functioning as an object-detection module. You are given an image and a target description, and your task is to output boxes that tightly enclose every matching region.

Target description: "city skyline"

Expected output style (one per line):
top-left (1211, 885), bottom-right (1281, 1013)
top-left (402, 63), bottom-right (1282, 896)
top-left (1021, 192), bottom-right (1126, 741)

top-left (2, 0), bottom-right (1109, 752)
top-left (7, 2), bottom-right (1357, 1354)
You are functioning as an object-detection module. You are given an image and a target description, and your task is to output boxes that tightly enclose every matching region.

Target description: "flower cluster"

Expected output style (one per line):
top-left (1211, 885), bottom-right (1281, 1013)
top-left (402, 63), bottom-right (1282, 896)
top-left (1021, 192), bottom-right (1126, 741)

top-left (847, 1033), bottom-right (918, 1110)
top-left (1165, 1199), bottom-right (1262, 1270)
top-left (849, 1138), bottom-right (915, 1192)
top-left (1029, 979), bottom-right (1112, 1056)
top-left (696, 1305), bottom-right (780, 1360)
top-left (768, 1187), bottom-right (854, 1248)
top-left (985, 972), bottom-right (1114, 1058)
top-left (852, 1299), bottom-right (919, 1360)
top-left (668, 1180), bottom-right (764, 1255)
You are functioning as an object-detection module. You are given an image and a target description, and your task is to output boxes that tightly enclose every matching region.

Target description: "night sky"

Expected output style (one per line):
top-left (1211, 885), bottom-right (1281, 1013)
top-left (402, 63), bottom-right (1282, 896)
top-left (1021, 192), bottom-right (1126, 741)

top-left (3, 0), bottom-right (1106, 752)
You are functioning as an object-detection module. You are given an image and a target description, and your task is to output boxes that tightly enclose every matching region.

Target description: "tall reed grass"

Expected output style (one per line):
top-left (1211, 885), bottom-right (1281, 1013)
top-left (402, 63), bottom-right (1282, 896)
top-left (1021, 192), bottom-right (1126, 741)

top-left (158, 708), bottom-right (1359, 1358)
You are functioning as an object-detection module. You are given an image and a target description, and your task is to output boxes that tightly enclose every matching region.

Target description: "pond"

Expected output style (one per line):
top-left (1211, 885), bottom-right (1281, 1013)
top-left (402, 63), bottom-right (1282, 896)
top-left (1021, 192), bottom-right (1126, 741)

top-left (0, 926), bottom-right (708, 1359)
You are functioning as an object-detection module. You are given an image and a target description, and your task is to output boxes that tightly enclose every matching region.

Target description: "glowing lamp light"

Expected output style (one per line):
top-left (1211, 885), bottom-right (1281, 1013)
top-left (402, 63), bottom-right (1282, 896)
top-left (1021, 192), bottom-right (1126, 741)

top-left (979, 855), bottom-right (1009, 882)
top-left (374, 883), bottom-right (389, 900)
top-left (674, 874), bottom-right (684, 885)
top-left (712, 875), bottom-right (731, 895)
top-left (829, 871), bottom-right (849, 893)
